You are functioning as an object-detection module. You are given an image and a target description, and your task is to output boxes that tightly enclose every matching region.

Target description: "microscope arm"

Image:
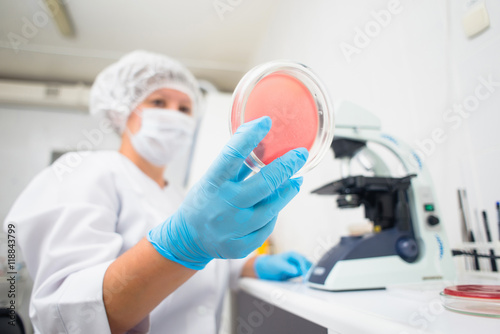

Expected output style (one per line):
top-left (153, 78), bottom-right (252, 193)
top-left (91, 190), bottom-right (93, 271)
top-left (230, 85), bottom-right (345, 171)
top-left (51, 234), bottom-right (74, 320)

top-left (354, 146), bottom-right (392, 177)
top-left (334, 128), bottom-right (422, 176)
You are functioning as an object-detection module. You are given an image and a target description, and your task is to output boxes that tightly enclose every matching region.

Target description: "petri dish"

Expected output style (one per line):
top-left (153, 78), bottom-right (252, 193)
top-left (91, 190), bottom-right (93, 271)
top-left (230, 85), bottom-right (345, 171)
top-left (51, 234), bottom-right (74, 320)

top-left (440, 285), bottom-right (500, 318)
top-left (230, 60), bottom-right (334, 177)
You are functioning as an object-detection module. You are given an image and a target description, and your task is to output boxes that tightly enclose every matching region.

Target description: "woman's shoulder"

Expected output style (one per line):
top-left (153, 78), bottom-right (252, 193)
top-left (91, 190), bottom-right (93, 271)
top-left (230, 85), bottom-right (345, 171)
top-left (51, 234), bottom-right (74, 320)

top-left (5, 151), bottom-right (123, 227)
top-left (50, 150), bottom-right (122, 183)
top-left (49, 150), bottom-right (126, 205)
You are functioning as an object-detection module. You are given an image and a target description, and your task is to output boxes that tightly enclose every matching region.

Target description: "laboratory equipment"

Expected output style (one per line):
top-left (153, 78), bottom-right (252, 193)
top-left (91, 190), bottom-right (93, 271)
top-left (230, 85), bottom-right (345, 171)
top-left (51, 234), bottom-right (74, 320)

top-left (307, 101), bottom-right (456, 291)
top-left (230, 60), bottom-right (334, 176)
top-left (440, 285), bottom-right (500, 317)
top-left (497, 202), bottom-right (500, 241)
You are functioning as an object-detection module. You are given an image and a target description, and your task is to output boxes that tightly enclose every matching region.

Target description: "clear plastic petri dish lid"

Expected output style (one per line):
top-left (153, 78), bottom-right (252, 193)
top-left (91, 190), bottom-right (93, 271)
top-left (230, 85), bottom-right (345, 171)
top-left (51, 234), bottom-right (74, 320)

top-left (440, 285), bottom-right (500, 318)
top-left (230, 60), bottom-right (335, 177)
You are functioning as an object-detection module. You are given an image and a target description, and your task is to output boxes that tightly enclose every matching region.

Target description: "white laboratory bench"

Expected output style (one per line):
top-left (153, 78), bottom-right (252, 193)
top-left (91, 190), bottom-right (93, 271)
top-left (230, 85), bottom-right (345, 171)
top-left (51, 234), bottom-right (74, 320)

top-left (235, 277), bottom-right (499, 334)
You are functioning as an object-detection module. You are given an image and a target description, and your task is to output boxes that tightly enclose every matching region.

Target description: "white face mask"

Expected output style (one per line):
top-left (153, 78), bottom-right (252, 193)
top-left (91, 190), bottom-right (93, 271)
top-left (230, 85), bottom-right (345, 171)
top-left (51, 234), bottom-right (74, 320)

top-left (128, 108), bottom-right (195, 166)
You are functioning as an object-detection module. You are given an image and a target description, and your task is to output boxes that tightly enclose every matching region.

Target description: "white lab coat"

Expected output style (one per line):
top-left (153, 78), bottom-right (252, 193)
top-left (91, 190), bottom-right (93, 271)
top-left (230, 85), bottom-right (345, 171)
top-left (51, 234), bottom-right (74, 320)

top-left (4, 151), bottom-right (246, 334)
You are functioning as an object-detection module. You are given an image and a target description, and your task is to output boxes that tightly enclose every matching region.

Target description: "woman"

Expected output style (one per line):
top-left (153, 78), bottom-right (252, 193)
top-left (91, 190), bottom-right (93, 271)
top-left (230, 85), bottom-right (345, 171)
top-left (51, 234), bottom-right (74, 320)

top-left (4, 50), bottom-right (310, 333)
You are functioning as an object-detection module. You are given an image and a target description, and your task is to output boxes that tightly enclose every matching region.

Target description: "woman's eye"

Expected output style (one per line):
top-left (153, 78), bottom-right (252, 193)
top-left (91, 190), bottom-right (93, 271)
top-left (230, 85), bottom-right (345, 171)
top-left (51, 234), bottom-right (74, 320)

top-left (152, 99), bottom-right (165, 107)
top-left (179, 106), bottom-right (192, 114)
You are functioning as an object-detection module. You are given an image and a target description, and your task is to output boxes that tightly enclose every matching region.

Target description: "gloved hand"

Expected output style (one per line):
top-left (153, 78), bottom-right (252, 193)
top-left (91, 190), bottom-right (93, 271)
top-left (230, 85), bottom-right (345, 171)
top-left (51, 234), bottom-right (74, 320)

top-left (254, 251), bottom-right (312, 281)
top-left (148, 117), bottom-right (308, 270)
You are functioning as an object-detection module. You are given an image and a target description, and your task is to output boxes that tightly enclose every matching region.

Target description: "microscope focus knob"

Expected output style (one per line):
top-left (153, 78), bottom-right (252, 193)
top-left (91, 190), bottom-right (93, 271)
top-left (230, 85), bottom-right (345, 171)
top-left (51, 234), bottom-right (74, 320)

top-left (427, 215), bottom-right (440, 226)
top-left (396, 237), bottom-right (419, 263)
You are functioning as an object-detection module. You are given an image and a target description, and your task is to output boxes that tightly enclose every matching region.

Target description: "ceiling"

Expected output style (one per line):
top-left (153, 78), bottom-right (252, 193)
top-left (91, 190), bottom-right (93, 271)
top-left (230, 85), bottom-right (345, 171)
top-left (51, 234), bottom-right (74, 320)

top-left (0, 0), bottom-right (281, 92)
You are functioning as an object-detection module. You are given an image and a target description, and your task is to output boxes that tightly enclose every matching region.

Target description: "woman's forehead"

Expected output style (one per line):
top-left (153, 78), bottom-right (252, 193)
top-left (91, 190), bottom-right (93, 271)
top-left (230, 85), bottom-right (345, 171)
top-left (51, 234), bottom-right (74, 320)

top-left (147, 88), bottom-right (192, 104)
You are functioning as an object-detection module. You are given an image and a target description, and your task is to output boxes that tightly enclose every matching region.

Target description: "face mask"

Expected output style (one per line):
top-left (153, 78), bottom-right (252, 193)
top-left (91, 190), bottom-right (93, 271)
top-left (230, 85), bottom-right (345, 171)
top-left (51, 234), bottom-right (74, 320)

top-left (128, 108), bottom-right (195, 166)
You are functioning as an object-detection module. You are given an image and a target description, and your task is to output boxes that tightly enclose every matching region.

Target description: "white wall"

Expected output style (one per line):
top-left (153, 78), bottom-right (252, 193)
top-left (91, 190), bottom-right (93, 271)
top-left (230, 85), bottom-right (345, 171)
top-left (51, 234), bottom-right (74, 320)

top-left (448, 0), bottom-right (500, 244)
top-left (247, 0), bottom-right (500, 259)
top-left (189, 92), bottom-right (233, 187)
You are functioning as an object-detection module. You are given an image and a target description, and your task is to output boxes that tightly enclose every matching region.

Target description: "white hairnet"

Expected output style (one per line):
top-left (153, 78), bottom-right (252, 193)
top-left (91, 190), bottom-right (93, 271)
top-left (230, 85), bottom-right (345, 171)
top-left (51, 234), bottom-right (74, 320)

top-left (89, 50), bottom-right (202, 133)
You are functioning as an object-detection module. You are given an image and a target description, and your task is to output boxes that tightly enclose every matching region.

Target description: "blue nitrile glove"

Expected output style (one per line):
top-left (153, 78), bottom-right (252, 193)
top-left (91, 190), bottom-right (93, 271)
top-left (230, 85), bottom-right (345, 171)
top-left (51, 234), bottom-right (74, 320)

top-left (254, 251), bottom-right (312, 281)
top-left (147, 117), bottom-right (308, 270)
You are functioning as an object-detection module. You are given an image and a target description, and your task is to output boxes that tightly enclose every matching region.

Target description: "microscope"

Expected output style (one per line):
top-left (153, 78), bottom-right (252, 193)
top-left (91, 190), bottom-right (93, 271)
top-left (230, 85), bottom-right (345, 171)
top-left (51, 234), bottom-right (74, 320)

top-left (307, 101), bottom-right (456, 291)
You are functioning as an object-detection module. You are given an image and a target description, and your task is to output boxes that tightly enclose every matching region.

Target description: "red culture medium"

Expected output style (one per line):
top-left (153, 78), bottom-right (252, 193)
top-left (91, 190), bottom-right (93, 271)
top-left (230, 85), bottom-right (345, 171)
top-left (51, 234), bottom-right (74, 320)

top-left (443, 285), bottom-right (500, 300)
top-left (243, 73), bottom-right (319, 165)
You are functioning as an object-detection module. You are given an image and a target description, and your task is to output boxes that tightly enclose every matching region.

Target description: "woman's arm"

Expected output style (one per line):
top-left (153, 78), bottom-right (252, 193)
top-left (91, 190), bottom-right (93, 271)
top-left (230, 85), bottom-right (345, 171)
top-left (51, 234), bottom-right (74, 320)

top-left (103, 238), bottom-right (196, 334)
top-left (240, 256), bottom-right (258, 278)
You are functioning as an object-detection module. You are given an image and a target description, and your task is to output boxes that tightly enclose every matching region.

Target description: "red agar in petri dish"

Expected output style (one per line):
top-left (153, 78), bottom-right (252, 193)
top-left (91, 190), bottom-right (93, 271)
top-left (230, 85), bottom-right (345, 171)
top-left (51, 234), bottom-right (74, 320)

top-left (443, 285), bottom-right (500, 300)
top-left (243, 73), bottom-right (319, 165)
top-left (230, 60), bottom-right (334, 176)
